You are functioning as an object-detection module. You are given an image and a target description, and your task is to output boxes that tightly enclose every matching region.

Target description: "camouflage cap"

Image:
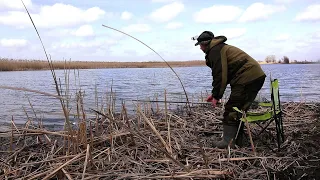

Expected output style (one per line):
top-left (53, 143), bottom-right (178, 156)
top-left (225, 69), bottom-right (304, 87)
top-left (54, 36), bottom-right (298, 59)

top-left (194, 31), bottom-right (214, 46)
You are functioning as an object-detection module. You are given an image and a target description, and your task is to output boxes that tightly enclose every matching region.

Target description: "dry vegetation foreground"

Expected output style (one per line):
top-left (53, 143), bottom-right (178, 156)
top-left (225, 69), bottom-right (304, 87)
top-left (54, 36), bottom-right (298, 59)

top-left (0, 101), bottom-right (319, 180)
top-left (0, 59), bottom-right (206, 71)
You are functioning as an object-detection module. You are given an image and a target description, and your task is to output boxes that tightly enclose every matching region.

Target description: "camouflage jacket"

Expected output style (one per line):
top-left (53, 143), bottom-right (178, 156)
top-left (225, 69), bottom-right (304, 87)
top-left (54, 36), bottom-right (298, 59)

top-left (205, 36), bottom-right (266, 100)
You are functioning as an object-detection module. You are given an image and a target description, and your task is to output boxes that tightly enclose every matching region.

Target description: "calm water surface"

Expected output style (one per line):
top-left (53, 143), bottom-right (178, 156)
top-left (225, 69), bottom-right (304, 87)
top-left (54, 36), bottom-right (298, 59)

top-left (0, 64), bottom-right (319, 125)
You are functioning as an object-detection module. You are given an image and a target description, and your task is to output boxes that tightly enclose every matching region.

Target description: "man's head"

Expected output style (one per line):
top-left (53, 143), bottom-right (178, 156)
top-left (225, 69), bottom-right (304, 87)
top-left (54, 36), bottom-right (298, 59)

top-left (194, 31), bottom-right (214, 52)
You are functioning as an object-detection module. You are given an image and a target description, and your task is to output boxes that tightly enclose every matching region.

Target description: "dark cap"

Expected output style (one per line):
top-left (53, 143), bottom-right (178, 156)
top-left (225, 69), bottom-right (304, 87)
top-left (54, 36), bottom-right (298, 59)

top-left (194, 31), bottom-right (214, 46)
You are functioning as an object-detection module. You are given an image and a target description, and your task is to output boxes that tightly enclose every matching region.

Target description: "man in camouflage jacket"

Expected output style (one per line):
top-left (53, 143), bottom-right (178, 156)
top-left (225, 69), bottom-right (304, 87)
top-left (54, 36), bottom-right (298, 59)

top-left (194, 31), bottom-right (266, 148)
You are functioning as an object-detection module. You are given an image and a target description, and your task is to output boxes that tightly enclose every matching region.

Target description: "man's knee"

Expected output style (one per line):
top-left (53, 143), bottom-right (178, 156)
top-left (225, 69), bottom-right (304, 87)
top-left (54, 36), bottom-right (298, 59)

top-left (223, 111), bottom-right (240, 126)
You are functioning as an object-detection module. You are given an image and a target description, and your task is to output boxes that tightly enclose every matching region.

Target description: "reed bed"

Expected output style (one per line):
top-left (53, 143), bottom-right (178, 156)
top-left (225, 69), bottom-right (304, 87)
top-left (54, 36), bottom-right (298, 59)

top-left (0, 99), bottom-right (319, 180)
top-left (0, 58), bottom-right (205, 71)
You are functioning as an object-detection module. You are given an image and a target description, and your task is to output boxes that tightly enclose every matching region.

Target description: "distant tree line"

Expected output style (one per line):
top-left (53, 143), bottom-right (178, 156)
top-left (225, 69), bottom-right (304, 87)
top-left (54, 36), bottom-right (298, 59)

top-left (265, 55), bottom-right (289, 64)
top-left (264, 55), bottom-right (319, 64)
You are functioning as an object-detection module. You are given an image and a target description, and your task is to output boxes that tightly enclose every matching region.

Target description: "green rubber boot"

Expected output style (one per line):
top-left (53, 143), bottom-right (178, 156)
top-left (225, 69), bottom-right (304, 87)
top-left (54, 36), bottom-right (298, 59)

top-left (235, 124), bottom-right (245, 147)
top-left (212, 125), bottom-right (238, 149)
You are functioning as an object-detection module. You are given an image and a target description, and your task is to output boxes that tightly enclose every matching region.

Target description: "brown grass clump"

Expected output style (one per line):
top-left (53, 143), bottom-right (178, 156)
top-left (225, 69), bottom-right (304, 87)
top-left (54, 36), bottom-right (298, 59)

top-left (0, 58), bottom-right (206, 71)
top-left (0, 100), bottom-right (319, 179)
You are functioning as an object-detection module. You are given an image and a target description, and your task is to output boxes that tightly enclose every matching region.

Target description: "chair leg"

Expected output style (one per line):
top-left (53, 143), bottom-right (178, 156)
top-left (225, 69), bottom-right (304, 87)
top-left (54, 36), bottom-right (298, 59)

top-left (242, 122), bottom-right (278, 152)
top-left (235, 121), bottom-right (245, 146)
top-left (255, 124), bottom-right (277, 143)
top-left (256, 120), bottom-right (274, 136)
top-left (256, 135), bottom-right (277, 153)
top-left (279, 114), bottom-right (285, 142)
top-left (274, 116), bottom-right (282, 150)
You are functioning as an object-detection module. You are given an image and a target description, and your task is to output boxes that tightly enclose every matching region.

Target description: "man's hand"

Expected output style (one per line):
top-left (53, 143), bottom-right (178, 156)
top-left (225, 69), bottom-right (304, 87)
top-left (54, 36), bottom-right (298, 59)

top-left (206, 95), bottom-right (219, 108)
top-left (206, 95), bottom-right (213, 102)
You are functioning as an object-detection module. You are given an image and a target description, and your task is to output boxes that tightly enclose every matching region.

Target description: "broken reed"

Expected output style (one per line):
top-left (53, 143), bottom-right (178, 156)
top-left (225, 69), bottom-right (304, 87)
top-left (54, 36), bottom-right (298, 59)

top-left (0, 58), bottom-right (206, 71)
top-left (2, 98), bottom-right (319, 179)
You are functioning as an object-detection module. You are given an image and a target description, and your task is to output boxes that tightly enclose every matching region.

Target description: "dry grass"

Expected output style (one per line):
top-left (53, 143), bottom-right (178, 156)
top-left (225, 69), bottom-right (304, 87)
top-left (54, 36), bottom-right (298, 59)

top-left (0, 98), bottom-right (319, 179)
top-left (0, 58), bottom-right (206, 71)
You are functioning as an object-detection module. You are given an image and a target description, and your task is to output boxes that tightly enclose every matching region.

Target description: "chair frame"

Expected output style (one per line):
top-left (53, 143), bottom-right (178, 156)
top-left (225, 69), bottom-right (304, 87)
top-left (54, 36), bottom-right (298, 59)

top-left (234, 78), bottom-right (285, 150)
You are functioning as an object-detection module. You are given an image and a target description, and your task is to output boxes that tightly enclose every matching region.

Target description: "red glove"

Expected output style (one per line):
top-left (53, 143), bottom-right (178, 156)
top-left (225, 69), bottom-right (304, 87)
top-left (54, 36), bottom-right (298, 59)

top-left (206, 95), bottom-right (213, 102)
top-left (206, 95), bottom-right (218, 108)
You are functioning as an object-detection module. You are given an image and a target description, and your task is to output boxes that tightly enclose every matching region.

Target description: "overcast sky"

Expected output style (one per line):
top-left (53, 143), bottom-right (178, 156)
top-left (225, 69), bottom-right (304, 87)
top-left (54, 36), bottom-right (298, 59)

top-left (0, 0), bottom-right (319, 62)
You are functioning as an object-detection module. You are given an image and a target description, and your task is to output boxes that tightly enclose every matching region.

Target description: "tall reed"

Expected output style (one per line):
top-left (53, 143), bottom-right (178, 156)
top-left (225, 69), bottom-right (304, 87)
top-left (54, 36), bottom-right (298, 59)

top-left (21, 0), bottom-right (73, 133)
top-left (0, 58), bottom-right (205, 71)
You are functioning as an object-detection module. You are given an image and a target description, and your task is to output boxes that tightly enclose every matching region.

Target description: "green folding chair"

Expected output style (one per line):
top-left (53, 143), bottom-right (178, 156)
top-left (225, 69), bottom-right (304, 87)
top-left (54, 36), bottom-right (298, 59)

top-left (233, 78), bottom-right (285, 150)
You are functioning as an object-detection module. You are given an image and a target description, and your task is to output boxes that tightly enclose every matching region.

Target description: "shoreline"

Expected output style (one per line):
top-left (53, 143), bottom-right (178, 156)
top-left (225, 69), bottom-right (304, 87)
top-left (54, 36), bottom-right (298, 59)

top-left (1, 101), bottom-right (319, 132)
top-left (0, 59), bottom-right (319, 72)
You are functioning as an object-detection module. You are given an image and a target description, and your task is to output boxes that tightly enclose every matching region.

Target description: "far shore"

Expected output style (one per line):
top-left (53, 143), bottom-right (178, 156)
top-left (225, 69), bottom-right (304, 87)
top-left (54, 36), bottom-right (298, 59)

top-left (0, 59), bottom-right (318, 71)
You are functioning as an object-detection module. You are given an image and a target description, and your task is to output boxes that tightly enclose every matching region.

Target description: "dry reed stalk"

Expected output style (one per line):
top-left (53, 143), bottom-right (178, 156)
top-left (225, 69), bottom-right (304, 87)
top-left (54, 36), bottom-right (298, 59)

top-left (42, 152), bottom-right (85, 180)
top-left (90, 122), bottom-right (93, 150)
top-left (63, 134), bottom-right (66, 155)
top-left (93, 147), bottom-right (110, 159)
top-left (122, 102), bottom-right (136, 146)
top-left (27, 170), bottom-right (52, 180)
top-left (164, 89), bottom-right (172, 154)
top-left (128, 127), bottom-right (189, 171)
top-left (10, 118), bottom-right (13, 152)
top-left (243, 112), bottom-right (257, 156)
top-left (43, 134), bottom-right (52, 144)
top-left (67, 133), bottom-right (71, 156)
top-left (156, 93), bottom-right (159, 114)
top-left (143, 101), bottom-right (147, 116)
top-left (192, 117), bottom-right (209, 169)
top-left (61, 168), bottom-right (73, 180)
top-left (21, 155), bottom-right (78, 166)
top-left (27, 97), bottom-right (38, 122)
top-left (0, 86), bottom-right (68, 101)
top-left (109, 80), bottom-right (114, 114)
top-left (21, 0), bottom-right (74, 140)
top-left (20, 128), bottom-right (74, 138)
top-left (136, 106), bottom-right (171, 153)
top-left (81, 144), bottom-right (90, 180)
top-left (167, 115), bottom-right (172, 155)
top-left (148, 97), bottom-right (152, 117)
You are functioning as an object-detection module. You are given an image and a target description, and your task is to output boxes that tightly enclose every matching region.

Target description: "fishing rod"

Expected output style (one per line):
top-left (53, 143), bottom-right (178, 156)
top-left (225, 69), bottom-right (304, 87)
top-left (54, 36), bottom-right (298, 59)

top-left (131, 99), bottom-right (210, 104)
top-left (101, 25), bottom-right (192, 114)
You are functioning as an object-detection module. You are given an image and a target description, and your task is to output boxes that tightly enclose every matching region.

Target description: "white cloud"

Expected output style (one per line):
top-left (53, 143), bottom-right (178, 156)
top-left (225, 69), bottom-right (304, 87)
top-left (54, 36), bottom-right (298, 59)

top-left (150, 2), bottom-right (184, 22)
top-left (45, 29), bottom-right (73, 37)
top-left (52, 39), bottom-right (116, 49)
top-left (0, 11), bottom-right (30, 28)
top-left (0, 38), bottom-right (27, 47)
top-left (0, 0), bottom-right (32, 10)
top-left (294, 4), bottom-right (320, 22)
top-left (122, 24), bottom-right (151, 33)
top-left (313, 31), bottom-right (320, 39)
top-left (0, 3), bottom-right (106, 28)
top-left (274, 0), bottom-right (294, 4)
top-left (121, 11), bottom-right (133, 20)
top-left (296, 42), bottom-right (309, 47)
top-left (274, 34), bottom-right (290, 41)
top-left (193, 5), bottom-right (243, 23)
top-left (71, 25), bottom-right (94, 37)
top-left (218, 28), bottom-right (247, 39)
top-left (239, 3), bottom-right (286, 23)
top-left (165, 22), bottom-right (183, 29)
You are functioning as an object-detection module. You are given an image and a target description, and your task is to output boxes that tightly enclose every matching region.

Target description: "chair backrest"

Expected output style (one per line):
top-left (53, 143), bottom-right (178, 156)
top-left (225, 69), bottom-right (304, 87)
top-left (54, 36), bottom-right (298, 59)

top-left (270, 79), bottom-right (281, 112)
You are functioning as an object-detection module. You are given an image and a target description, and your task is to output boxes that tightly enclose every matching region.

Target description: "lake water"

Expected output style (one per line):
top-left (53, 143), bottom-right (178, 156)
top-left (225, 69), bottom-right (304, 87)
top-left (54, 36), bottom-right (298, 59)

top-left (0, 64), bottom-right (319, 126)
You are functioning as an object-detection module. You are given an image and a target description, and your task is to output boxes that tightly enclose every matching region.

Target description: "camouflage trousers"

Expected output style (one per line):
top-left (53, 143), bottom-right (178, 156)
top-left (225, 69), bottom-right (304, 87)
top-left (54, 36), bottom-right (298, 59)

top-left (223, 76), bottom-right (266, 126)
